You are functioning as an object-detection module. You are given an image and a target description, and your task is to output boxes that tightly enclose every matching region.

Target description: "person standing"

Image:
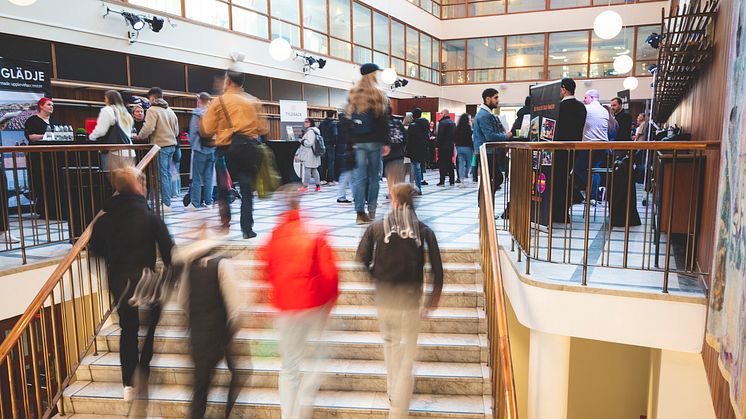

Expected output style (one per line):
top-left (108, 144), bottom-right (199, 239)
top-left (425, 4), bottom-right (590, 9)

top-left (576, 89), bottom-right (609, 202)
top-left (187, 93), bottom-right (216, 209)
top-left (90, 165), bottom-right (174, 403)
top-left (510, 96), bottom-right (531, 136)
top-left (257, 185), bottom-right (339, 419)
top-left (89, 90), bottom-right (136, 170)
top-left (405, 108), bottom-right (430, 194)
top-left (131, 105), bottom-right (146, 138)
top-left (384, 113), bottom-right (408, 198)
top-left (435, 110), bottom-right (456, 186)
top-left (356, 183), bottom-right (443, 419)
top-left (551, 78), bottom-right (587, 222)
top-left (335, 113), bottom-right (355, 204)
top-left (472, 88), bottom-right (512, 201)
top-left (23, 97), bottom-right (56, 218)
top-left (635, 113), bottom-right (649, 141)
top-left (347, 63), bottom-right (391, 224)
top-left (133, 87), bottom-right (180, 212)
top-left (610, 97), bottom-right (633, 142)
top-left (298, 118), bottom-right (322, 192)
top-left (201, 70), bottom-right (269, 239)
top-left (402, 113), bottom-right (414, 184)
top-left (318, 110), bottom-right (338, 185)
top-left (454, 113), bottom-right (473, 188)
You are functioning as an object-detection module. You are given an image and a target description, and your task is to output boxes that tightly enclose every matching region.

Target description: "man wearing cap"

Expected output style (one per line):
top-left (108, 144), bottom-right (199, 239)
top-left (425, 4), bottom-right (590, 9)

top-left (187, 92), bottom-right (216, 209)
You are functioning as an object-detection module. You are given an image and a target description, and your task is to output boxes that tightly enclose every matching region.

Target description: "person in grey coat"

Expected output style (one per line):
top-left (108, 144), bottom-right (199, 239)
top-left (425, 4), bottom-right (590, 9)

top-left (298, 118), bottom-right (322, 192)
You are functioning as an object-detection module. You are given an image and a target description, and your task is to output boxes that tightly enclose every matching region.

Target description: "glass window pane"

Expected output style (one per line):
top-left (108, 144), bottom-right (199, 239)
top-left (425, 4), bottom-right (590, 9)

top-left (506, 34), bottom-right (544, 67)
top-left (303, 0), bottom-right (327, 32)
top-left (635, 60), bottom-right (656, 76)
top-left (303, 30), bottom-right (328, 55)
top-left (407, 0), bottom-right (421, 6)
top-left (550, 0), bottom-right (590, 8)
top-left (547, 64), bottom-right (587, 79)
top-left (591, 27), bottom-right (633, 62)
top-left (467, 37), bottom-right (504, 70)
top-left (443, 71), bottom-right (465, 84)
top-left (353, 46), bottom-right (372, 64)
top-left (422, 0), bottom-right (433, 14)
top-left (467, 68), bottom-right (503, 83)
top-left (391, 20), bottom-right (405, 58)
top-left (468, 0), bottom-right (505, 16)
top-left (420, 34), bottom-right (432, 66)
top-left (373, 12), bottom-right (389, 53)
top-left (432, 39), bottom-right (440, 70)
top-left (392, 57), bottom-right (405, 75)
top-left (506, 67), bottom-right (544, 81)
top-left (329, 0), bottom-right (351, 41)
top-left (271, 20), bottom-right (301, 47)
top-left (636, 25), bottom-right (659, 61)
top-left (507, 0), bottom-right (545, 12)
top-left (374, 51), bottom-right (389, 68)
top-left (185, 0), bottom-right (229, 28)
top-left (233, 7), bottom-right (269, 38)
top-left (330, 38), bottom-right (351, 60)
top-left (353, 2), bottom-right (372, 48)
top-left (432, 69), bottom-right (439, 83)
top-left (406, 27), bottom-right (419, 62)
top-left (433, 3), bottom-right (441, 17)
top-left (129, 0), bottom-right (182, 14)
top-left (406, 62), bottom-right (419, 78)
top-left (590, 63), bottom-right (623, 78)
top-left (270, 0), bottom-right (299, 23)
top-left (234, 0), bottom-right (267, 14)
top-left (420, 67), bottom-right (431, 82)
top-left (548, 31), bottom-right (588, 65)
top-left (442, 4), bottom-right (466, 18)
top-left (442, 40), bottom-right (465, 71)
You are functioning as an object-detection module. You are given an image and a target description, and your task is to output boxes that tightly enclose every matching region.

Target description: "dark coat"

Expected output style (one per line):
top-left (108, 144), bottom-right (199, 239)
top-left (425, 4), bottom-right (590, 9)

top-left (318, 118), bottom-right (338, 146)
top-left (614, 111), bottom-right (633, 141)
top-left (510, 105), bottom-right (530, 135)
top-left (335, 116), bottom-right (355, 172)
top-left (406, 117), bottom-right (430, 162)
top-left (385, 117), bottom-right (407, 162)
top-left (454, 122), bottom-right (473, 149)
top-left (348, 111), bottom-right (391, 145)
top-left (554, 98), bottom-right (587, 141)
top-left (436, 116), bottom-right (456, 160)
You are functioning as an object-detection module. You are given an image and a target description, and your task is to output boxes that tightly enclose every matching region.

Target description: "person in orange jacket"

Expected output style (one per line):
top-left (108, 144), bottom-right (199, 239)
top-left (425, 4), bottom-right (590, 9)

top-left (256, 184), bottom-right (339, 419)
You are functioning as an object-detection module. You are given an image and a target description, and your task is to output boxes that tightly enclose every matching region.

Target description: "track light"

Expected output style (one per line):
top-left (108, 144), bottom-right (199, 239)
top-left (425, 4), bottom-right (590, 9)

top-left (648, 64), bottom-right (658, 74)
top-left (123, 12), bottom-right (145, 31)
top-left (645, 32), bottom-right (661, 49)
top-left (146, 16), bottom-right (165, 32)
top-left (392, 78), bottom-right (409, 89)
top-left (295, 53), bottom-right (327, 74)
top-left (104, 7), bottom-right (165, 43)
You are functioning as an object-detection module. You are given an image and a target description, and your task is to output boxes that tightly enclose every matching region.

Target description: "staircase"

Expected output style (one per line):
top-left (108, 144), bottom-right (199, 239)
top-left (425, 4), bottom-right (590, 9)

top-left (61, 246), bottom-right (491, 418)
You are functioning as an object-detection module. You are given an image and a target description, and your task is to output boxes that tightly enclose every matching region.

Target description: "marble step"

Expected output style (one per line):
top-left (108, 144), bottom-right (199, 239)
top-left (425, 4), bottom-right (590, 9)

top-left (62, 381), bottom-right (490, 418)
top-left (97, 326), bottom-right (488, 363)
top-left (220, 245), bottom-right (480, 264)
top-left (141, 304), bottom-right (485, 334)
top-left (232, 260), bottom-right (483, 285)
top-left (76, 353), bottom-right (489, 396)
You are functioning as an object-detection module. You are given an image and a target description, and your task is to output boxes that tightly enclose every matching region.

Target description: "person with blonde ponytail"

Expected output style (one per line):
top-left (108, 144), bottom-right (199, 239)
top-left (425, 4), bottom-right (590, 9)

top-left (345, 63), bottom-right (391, 225)
top-left (90, 90), bottom-right (135, 170)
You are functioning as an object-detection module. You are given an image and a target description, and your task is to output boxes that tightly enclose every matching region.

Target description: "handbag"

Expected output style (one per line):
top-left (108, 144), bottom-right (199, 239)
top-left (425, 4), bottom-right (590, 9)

top-left (100, 120), bottom-right (131, 145)
top-left (128, 265), bottom-right (173, 309)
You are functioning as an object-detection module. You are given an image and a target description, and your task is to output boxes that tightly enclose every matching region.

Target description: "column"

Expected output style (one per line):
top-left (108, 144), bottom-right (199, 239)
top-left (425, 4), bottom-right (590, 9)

top-left (527, 330), bottom-right (571, 419)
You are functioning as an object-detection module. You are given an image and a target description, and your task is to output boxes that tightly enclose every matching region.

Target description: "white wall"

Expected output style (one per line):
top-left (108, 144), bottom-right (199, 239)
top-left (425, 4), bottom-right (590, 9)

top-left (649, 350), bottom-right (717, 419)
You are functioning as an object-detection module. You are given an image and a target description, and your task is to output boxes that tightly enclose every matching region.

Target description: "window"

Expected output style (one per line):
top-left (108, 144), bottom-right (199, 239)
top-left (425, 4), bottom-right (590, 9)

top-left (548, 31), bottom-right (588, 65)
top-left (304, 30), bottom-right (328, 55)
top-left (329, 0), bottom-right (351, 41)
top-left (353, 2), bottom-right (372, 48)
top-left (547, 64), bottom-right (586, 79)
top-left (391, 20), bottom-right (406, 58)
top-left (507, 0), bottom-right (545, 12)
top-left (406, 62), bottom-right (419, 78)
top-left (506, 34), bottom-right (544, 67)
top-left (550, 0), bottom-right (590, 8)
top-left (442, 40), bottom-right (465, 84)
top-left (590, 27), bottom-right (633, 77)
top-left (271, 19), bottom-right (301, 47)
top-left (303, 0), bottom-right (327, 32)
top-left (392, 57), bottom-right (405, 75)
top-left (374, 51), bottom-right (390, 68)
top-left (128, 0), bottom-right (182, 15)
top-left (406, 27), bottom-right (419, 62)
top-left (233, 0), bottom-right (267, 14)
top-left (420, 34), bottom-right (432, 67)
top-left (354, 46), bottom-right (372, 64)
top-left (270, 0), bottom-right (299, 23)
top-left (232, 6), bottom-right (269, 38)
top-left (635, 25), bottom-right (659, 76)
top-left (432, 39), bottom-right (441, 71)
top-left (442, 0), bottom-right (466, 18)
top-left (467, 37), bottom-right (504, 82)
top-left (373, 12), bottom-right (390, 54)
top-left (330, 38), bottom-right (352, 60)
top-left (506, 67), bottom-right (544, 81)
top-left (184, 0), bottom-right (229, 28)
top-left (468, 0), bottom-right (505, 16)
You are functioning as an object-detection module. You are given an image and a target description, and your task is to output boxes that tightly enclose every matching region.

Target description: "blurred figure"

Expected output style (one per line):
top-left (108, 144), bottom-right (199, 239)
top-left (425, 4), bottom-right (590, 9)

top-left (298, 118), bottom-right (322, 192)
top-left (454, 113), bottom-right (473, 188)
top-left (356, 183), bottom-right (443, 419)
top-left (406, 108), bottom-right (430, 193)
top-left (88, 90), bottom-right (136, 171)
top-left (90, 165), bottom-right (174, 405)
top-left (336, 112), bottom-right (355, 204)
top-left (635, 113), bottom-right (649, 141)
top-left (188, 93), bottom-right (216, 209)
top-left (257, 185), bottom-right (339, 419)
top-left (384, 113), bottom-right (408, 198)
top-left (173, 230), bottom-right (244, 419)
top-left (510, 96), bottom-right (531, 136)
top-left (319, 110), bottom-right (338, 185)
top-left (401, 112), bottom-right (414, 184)
top-left (435, 109), bottom-right (455, 186)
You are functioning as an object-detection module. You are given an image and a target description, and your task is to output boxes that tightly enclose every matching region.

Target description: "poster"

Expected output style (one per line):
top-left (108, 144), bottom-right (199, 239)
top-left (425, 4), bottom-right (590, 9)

top-left (706, 1), bottom-right (746, 417)
top-left (0, 57), bottom-right (52, 145)
top-left (279, 100), bottom-right (307, 142)
top-left (617, 89), bottom-right (630, 111)
top-left (540, 118), bottom-right (556, 141)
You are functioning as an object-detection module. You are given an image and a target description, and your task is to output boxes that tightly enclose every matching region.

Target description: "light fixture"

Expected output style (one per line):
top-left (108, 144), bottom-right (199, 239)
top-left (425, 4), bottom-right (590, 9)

top-left (392, 78), bottom-right (409, 89)
top-left (230, 51), bottom-right (246, 62)
top-left (623, 76), bottom-right (639, 91)
top-left (103, 7), bottom-right (165, 43)
top-left (593, 10), bottom-right (623, 40)
top-left (613, 54), bottom-right (633, 74)
top-left (645, 32), bottom-right (661, 49)
top-left (269, 38), bottom-right (293, 61)
top-left (381, 68), bottom-right (398, 85)
top-left (146, 16), bottom-right (165, 32)
top-left (123, 12), bottom-right (146, 31)
top-left (295, 52), bottom-right (326, 74)
top-left (647, 64), bottom-right (658, 74)
top-left (7, 0), bottom-right (37, 5)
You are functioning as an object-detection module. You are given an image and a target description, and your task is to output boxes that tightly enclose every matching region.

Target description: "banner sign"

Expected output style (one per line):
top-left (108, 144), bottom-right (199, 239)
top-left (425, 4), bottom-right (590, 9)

top-left (279, 100), bottom-right (308, 123)
top-left (529, 80), bottom-right (562, 136)
top-left (0, 57), bottom-right (51, 95)
top-left (617, 89), bottom-right (631, 110)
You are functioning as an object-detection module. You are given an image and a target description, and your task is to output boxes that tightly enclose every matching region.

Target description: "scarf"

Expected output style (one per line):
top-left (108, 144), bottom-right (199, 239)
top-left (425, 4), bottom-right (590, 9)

top-left (383, 204), bottom-right (421, 247)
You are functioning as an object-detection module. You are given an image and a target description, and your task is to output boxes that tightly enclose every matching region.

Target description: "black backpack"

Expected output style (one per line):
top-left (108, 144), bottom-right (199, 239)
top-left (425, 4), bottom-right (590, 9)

top-left (389, 119), bottom-right (406, 145)
top-left (312, 129), bottom-right (326, 156)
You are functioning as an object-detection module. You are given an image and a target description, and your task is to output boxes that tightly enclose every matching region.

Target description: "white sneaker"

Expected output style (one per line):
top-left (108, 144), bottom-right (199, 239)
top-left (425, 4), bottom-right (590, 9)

top-left (123, 386), bottom-right (135, 402)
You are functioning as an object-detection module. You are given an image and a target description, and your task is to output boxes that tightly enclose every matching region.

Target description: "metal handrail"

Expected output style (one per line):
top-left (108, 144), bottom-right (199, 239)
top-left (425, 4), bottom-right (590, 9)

top-left (478, 145), bottom-right (519, 419)
top-left (482, 140), bottom-right (719, 151)
top-left (0, 145), bottom-right (160, 418)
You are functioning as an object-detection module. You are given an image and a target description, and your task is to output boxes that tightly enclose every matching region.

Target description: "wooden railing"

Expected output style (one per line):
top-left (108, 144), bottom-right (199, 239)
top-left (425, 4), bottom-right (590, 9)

top-left (0, 145), bottom-right (161, 418)
top-left (478, 146), bottom-right (519, 419)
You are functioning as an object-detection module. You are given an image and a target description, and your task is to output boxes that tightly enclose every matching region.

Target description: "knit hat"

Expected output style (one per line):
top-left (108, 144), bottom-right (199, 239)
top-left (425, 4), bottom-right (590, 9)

top-left (560, 78), bottom-right (576, 94)
top-left (360, 63), bottom-right (381, 75)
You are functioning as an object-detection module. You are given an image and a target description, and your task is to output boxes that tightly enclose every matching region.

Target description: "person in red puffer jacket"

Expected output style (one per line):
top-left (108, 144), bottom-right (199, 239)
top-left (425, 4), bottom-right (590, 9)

top-left (256, 184), bottom-right (339, 419)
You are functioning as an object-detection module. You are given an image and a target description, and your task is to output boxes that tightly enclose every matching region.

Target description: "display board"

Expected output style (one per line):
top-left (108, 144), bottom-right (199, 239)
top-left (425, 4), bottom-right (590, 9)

top-left (617, 89), bottom-right (631, 111)
top-left (529, 80), bottom-right (562, 226)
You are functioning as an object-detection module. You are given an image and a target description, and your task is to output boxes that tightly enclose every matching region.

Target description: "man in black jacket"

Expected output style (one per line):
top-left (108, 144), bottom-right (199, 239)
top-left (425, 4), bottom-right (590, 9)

top-left (510, 96), bottom-right (531, 136)
top-left (405, 108), bottom-right (430, 193)
top-left (318, 110), bottom-right (338, 185)
top-left (435, 110), bottom-right (456, 186)
top-left (91, 166), bottom-right (174, 403)
top-left (552, 78), bottom-right (587, 222)
top-left (610, 97), bottom-right (633, 141)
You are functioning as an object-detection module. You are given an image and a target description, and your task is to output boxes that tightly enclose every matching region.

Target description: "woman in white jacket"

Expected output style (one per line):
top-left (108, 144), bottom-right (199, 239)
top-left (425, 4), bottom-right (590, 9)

top-left (298, 118), bottom-right (322, 192)
top-left (89, 90), bottom-right (135, 170)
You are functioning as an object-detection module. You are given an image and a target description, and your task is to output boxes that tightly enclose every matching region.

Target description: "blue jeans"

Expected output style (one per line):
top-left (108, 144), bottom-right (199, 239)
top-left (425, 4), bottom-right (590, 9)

top-left (353, 143), bottom-right (383, 214)
top-left (411, 161), bottom-right (423, 191)
top-left (190, 150), bottom-right (216, 207)
top-left (456, 147), bottom-right (473, 182)
top-left (337, 169), bottom-right (353, 200)
top-left (158, 146), bottom-right (176, 206)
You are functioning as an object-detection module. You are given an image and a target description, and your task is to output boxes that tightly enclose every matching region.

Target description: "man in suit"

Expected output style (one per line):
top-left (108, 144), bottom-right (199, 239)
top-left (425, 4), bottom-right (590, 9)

top-left (551, 78), bottom-right (587, 222)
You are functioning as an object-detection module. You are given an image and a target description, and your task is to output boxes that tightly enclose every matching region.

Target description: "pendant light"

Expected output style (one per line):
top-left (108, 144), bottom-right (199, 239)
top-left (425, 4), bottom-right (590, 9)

top-left (613, 54), bottom-right (633, 74)
top-left (593, 10), bottom-right (623, 40)
top-left (623, 76), bottom-right (639, 91)
top-left (269, 38), bottom-right (293, 62)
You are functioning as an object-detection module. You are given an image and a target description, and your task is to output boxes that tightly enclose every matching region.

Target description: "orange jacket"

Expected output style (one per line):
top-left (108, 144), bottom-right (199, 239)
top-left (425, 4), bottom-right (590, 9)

top-left (257, 210), bottom-right (339, 311)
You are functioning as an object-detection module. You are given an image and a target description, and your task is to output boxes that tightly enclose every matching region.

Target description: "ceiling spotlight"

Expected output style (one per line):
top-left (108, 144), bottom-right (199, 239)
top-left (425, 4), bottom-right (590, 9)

top-left (392, 78), bottom-right (409, 89)
top-left (645, 32), bottom-right (661, 49)
top-left (122, 12), bottom-right (145, 31)
top-left (295, 53), bottom-right (326, 74)
top-left (146, 16), bottom-right (165, 32)
top-left (104, 8), bottom-right (164, 43)
top-left (8, 0), bottom-right (38, 5)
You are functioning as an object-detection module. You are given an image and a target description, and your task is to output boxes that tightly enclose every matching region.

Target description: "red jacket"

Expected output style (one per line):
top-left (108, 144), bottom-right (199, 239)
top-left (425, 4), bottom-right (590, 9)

top-left (257, 210), bottom-right (339, 311)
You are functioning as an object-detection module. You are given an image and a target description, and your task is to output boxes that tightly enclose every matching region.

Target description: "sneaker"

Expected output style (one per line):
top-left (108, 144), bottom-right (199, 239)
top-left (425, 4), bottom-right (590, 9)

top-left (298, 186), bottom-right (309, 193)
top-left (337, 198), bottom-right (352, 204)
top-left (436, 183), bottom-right (445, 187)
top-left (356, 212), bottom-right (372, 225)
top-left (368, 210), bottom-right (376, 220)
top-left (449, 183), bottom-right (455, 186)
top-left (123, 386), bottom-right (135, 402)
top-left (320, 181), bottom-right (329, 185)
top-left (329, 181), bottom-right (337, 186)
top-left (243, 231), bottom-right (258, 239)
top-left (421, 181), bottom-right (429, 186)
top-left (315, 185), bottom-right (321, 192)
top-left (455, 179), bottom-right (462, 183)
